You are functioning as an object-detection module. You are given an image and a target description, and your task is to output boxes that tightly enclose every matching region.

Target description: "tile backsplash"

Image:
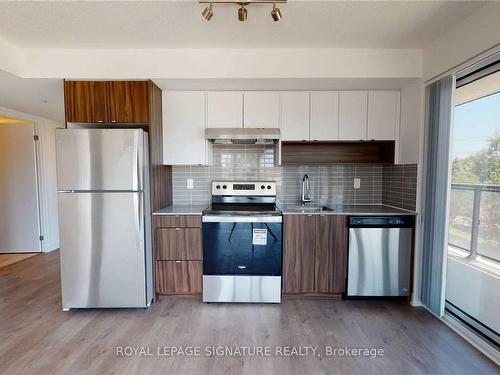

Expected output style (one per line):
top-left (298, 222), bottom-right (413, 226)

top-left (382, 164), bottom-right (418, 211)
top-left (172, 144), bottom-right (417, 211)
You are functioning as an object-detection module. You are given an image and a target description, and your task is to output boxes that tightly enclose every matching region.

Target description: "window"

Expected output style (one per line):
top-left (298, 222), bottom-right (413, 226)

top-left (450, 73), bottom-right (500, 264)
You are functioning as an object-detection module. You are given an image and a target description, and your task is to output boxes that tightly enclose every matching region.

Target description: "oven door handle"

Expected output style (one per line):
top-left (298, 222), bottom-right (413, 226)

top-left (202, 215), bottom-right (282, 223)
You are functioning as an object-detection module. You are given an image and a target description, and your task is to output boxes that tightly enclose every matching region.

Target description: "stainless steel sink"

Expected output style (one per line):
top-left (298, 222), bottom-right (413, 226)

top-left (285, 205), bottom-right (335, 213)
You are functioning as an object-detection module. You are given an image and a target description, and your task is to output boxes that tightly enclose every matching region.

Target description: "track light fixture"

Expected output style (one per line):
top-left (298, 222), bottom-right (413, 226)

top-left (271, 3), bottom-right (281, 21)
top-left (238, 3), bottom-right (248, 22)
top-left (199, 0), bottom-right (286, 22)
top-left (202, 3), bottom-right (214, 21)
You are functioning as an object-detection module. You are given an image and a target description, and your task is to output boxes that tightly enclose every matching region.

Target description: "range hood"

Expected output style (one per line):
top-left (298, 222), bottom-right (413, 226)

top-left (206, 128), bottom-right (280, 145)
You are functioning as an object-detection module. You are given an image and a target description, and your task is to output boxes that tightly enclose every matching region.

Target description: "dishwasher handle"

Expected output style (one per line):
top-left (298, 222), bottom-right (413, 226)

top-left (349, 216), bottom-right (415, 228)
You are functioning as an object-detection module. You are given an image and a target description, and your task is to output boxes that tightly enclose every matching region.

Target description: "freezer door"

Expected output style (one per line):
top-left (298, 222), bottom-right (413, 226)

top-left (347, 227), bottom-right (412, 296)
top-left (58, 192), bottom-right (148, 308)
top-left (56, 129), bottom-right (145, 191)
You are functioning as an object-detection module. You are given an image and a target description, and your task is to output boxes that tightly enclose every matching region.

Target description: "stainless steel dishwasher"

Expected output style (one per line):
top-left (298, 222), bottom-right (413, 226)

top-left (347, 216), bottom-right (414, 297)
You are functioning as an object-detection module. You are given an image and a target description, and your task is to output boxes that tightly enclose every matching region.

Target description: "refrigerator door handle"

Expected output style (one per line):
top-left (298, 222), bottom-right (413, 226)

top-left (133, 193), bottom-right (144, 250)
top-left (135, 133), bottom-right (144, 191)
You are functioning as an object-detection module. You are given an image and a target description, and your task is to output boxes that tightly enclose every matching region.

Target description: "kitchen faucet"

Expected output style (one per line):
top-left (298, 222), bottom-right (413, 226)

top-left (301, 174), bottom-right (311, 205)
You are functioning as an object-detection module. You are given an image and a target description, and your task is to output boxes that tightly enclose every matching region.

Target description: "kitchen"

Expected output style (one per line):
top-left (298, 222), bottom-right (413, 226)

top-left (0, 1), bottom-right (499, 374)
top-left (57, 82), bottom-right (419, 306)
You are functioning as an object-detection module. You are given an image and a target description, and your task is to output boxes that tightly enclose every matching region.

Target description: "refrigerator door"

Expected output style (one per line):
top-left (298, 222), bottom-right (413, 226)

top-left (58, 191), bottom-right (147, 308)
top-left (56, 129), bottom-right (145, 191)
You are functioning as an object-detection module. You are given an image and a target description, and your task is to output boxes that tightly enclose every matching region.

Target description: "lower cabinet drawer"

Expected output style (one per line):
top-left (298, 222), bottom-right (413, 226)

top-left (153, 215), bottom-right (201, 228)
top-left (155, 228), bottom-right (202, 260)
top-left (155, 260), bottom-right (202, 294)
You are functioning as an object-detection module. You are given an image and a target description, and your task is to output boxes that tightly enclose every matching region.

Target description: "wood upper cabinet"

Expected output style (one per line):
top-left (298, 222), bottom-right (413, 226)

top-left (64, 80), bottom-right (149, 124)
top-left (283, 215), bottom-right (316, 293)
top-left (107, 81), bottom-right (149, 123)
top-left (64, 81), bottom-right (109, 123)
top-left (315, 215), bottom-right (347, 294)
top-left (280, 91), bottom-right (310, 141)
top-left (283, 214), bottom-right (347, 294)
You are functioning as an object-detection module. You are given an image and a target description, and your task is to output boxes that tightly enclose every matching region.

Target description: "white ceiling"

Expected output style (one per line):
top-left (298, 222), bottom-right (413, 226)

top-left (0, 70), bottom-right (64, 122)
top-left (0, 1), bottom-right (484, 49)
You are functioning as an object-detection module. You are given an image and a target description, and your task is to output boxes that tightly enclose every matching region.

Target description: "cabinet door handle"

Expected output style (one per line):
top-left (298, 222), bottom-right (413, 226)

top-left (97, 120), bottom-right (104, 123)
top-left (175, 228), bottom-right (181, 230)
top-left (111, 120), bottom-right (117, 123)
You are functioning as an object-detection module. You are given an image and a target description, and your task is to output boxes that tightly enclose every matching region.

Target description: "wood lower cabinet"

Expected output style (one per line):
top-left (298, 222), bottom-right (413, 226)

top-left (155, 261), bottom-right (202, 294)
top-left (283, 214), bottom-right (347, 296)
top-left (283, 215), bottom-right (316, 293)
top-left (155, 228), bottom-right (202, 260)
top-left (153, 215), bottom-right (201, 228)
top-left (153, 214), bottom-right (202, 296)
top-left (315, 215), bottom-right (347, 294)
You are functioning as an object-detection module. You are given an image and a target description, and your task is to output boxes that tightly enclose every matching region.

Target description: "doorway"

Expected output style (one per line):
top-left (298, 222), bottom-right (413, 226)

top-left (0, 117), bottom-right (41, 253)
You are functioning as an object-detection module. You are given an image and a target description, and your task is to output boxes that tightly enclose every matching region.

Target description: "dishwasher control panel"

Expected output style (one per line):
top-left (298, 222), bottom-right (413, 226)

top-left (349, 216), bottom-right (415, 228)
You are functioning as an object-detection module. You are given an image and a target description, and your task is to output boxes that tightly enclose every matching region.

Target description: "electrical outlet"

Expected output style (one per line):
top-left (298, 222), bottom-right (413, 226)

top-left (354, 178), bottom-right (361, 189)
top-left (187, 178), bottom-right (194, 190)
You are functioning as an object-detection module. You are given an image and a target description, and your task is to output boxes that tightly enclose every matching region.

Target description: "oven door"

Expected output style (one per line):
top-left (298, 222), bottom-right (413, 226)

top-left (202, 215), bottom-right (282, 276)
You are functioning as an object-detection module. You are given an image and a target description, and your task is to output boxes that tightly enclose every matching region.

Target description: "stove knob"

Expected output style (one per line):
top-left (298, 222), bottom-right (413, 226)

top-left (216, 185), bottom-right (221, 189)
top-left (261, 185), bottom-right (265, 189)
top-left (222, 185), bottom-right (227, 189)
top-left (267, 185), bottom-right (272, 189)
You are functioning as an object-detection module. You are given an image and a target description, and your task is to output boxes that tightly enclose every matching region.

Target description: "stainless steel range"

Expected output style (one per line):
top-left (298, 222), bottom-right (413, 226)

top-left (202, 181), bottom-right (282, 303)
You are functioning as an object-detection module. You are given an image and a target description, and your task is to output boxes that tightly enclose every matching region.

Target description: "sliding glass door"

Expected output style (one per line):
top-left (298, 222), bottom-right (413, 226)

top-left (446, 68), bottom-right (500, 346)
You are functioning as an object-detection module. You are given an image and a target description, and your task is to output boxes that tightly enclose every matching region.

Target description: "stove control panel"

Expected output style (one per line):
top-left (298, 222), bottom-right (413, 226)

top-left (212, 181), bottom-right (277, 196)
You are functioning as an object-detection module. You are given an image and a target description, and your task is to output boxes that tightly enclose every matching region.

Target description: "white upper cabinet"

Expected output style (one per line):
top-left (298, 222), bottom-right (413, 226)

top-left (310, 91), bottom-right (339, 140)
top-left (163, 91), bottom-right (207, 165)
top-left (244, 91), bottom-right (280, 128)
top-left (338, 91), bottom-right (368, 141)
top-left (367, 90), bottom-right (400, 140)
top-left (281, 92), bottom-right (310, 141)
top-left (207, 91), bottom-right (243, 128)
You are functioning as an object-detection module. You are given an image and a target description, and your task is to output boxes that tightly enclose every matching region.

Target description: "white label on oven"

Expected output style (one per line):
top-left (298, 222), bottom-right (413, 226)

top-left (252, 229), bottom-right (267, 245)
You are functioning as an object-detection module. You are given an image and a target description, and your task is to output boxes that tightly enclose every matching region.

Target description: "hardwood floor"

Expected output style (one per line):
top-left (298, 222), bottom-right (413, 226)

top-left (0, 253), bottom-right (38, 268)
top-left (0, 251), bottom-right (497, 375)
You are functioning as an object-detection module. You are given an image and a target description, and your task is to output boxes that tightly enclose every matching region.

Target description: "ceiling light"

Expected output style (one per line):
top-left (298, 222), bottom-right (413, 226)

top-left (199, 1), bottom-right (285, 22)
top-left (271, 3), bottom-right (281, 21)
top-left (238, 4), bottom-right (248, 22)
top-left (202, 3), bottom-right (214, 21)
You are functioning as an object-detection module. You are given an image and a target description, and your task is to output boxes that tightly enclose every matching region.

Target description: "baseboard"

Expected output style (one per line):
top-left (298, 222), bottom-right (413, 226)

top-left (410, 294), bottom-right (423, 307)
top-left (442, 313), bottom-right (500, 366)
top-left (42, 245), bottom-right (59, 253)
top-left (157, 293), bottom-right (202, 300)
top-left (282, 293), bottom-right (342, 300)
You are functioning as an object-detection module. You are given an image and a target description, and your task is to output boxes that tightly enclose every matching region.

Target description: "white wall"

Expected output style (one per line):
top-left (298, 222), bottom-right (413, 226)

top-left (0, 106), bottom-right (63, 252)
top-left (423, 2), bottom-right (500, 81)
top-left (446, 256), bottom-right (500, 334)
top-left (399, 79), bottom-right (423, 165)
top-left (1, 48), bottom-right (422, 79)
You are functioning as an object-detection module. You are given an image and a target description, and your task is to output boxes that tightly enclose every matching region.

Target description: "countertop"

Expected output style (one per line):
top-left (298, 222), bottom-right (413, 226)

top-left (153, 205), bottom-right (208, 216)
top-left (280, 204), bottom-right (416, 216)
top-left (153, 204), bottom-right (416, 216)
